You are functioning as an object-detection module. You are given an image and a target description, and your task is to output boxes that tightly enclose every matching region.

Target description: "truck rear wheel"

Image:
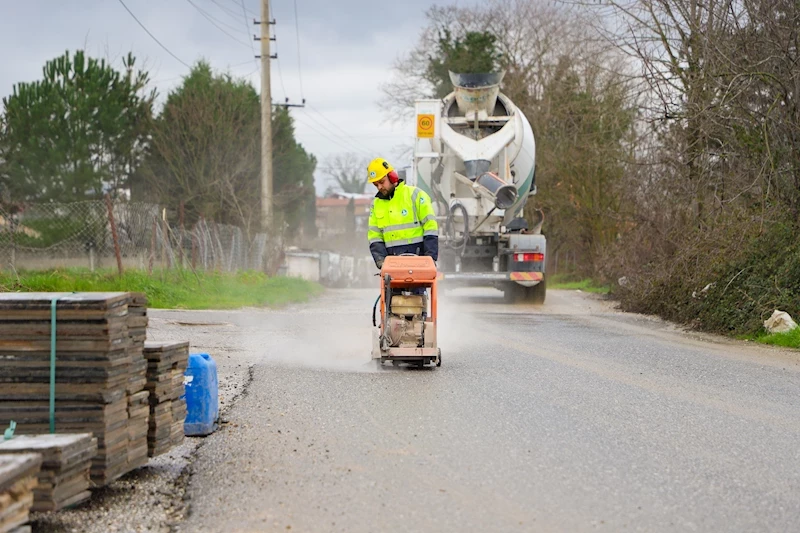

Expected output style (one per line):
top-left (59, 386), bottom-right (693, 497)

top-left (504, 277), bottom-right (546, 304)
top-left (527, 277), bottom-right (546, 304)
top-left (503, 284), bottom-right (521, 303)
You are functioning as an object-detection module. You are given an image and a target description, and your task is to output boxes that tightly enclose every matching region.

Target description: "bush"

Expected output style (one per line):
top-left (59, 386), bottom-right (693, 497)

top-left (607, 217), bottom-right (800, 336)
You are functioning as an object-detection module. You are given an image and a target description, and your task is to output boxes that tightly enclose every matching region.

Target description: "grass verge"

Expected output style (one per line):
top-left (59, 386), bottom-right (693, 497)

top-left (753, 328), bottom-right (800, 349)
top-left (0, 268), bottom-right (324, 310)
top-left (549, 275), bottom-right (611, 294)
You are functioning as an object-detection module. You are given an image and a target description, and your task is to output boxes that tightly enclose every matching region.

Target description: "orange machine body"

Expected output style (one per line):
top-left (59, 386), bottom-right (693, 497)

top-left (373, 255), bottom-right (441, 367)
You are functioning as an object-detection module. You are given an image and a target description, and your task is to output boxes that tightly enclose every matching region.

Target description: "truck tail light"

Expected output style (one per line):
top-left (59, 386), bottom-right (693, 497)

top-left (515, 253), bottom-right (544, 262)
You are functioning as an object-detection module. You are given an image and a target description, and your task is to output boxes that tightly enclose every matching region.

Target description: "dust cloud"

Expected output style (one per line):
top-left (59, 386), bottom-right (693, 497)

top-left (228, 286), bottom-right (498, 373)
top-left (437, 287), bottom-right (503, 353)
top-left (230, 290), bottom-right (379, 373)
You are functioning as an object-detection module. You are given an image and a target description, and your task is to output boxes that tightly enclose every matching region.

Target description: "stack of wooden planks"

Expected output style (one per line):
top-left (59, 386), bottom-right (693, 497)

top-left (125, 293), bottom-right (149, 473)
top-left (0, 434), bottom-right (96, 512)
top-left (0, 293), bottom-right (149, 486)
top-left (0, 453), bottom-right (41, 533)
top-left (143, 341), bottom-right (189, 457)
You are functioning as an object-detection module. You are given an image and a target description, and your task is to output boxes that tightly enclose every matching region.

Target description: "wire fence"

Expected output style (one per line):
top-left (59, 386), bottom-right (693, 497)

top-left (0, 200), bottom-right (273, 273)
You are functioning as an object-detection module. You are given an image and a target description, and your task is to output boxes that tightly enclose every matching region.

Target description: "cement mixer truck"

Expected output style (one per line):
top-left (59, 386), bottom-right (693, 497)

top-left (410, 72), bottom-right (546, 303)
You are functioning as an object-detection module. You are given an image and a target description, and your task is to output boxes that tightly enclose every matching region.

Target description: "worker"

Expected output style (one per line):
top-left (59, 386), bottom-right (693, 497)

top-left (367, 157), bottom-right (438, 270)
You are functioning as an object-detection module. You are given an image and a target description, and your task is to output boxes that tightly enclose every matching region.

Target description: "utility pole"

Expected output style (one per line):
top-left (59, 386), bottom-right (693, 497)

top-left (254, 3), bottom-right (302, 234)
top-left (259, 0), bottom-right (272, 231)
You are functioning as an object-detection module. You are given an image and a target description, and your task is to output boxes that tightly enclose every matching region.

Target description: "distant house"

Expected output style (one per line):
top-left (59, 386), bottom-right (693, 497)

top-left (315, 193), bottom-right (373, 238)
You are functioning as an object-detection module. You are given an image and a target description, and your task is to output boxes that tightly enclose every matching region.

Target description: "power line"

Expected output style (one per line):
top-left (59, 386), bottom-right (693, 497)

top-left (267, 0), bottom-right (288, 102)
top-left (228, 59), bottom-right (258, 68)
top-left (116, 0), bottom-right (191, 69)
top-left (305, 104), bottom-right (384, 154)
top-left (185, 0), bottom-right (253, 49)
top-left (293, 0), bottom-right (305, 100)
top-left (286, 12), bottom-right (383, 153)
top-left (291, 112), bottom-right (372, 156)
top-left (191, 0), bottom-right (247, 34)
top-left (272, 40), bottom-right (288, 102)
top-left (295, 109), bottom-right (373, 157)
top-left (238, 0), bottom-right (259, 69)
top-left (207, 0), bottom-right (246, 21)
top-left (233, 0), bottom-right (257, 18)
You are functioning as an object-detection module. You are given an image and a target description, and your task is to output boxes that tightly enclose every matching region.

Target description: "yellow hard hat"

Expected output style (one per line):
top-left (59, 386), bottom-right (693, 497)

top-left (367, 158), bottom-right (394, 183)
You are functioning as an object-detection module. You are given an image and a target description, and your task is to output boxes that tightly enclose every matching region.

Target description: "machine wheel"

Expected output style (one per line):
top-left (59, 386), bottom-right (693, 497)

top-left (436, 349), bottom-right (442, 367)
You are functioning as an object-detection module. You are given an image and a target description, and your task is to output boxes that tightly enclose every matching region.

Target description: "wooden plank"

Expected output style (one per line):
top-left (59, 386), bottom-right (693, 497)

top-left (0, 356), bottom-right (133, 369)
top-left (0, 292), bottom-right (130, 309)
top-left (31, 489), bottom-right (90, 513)
top-left (0, 349), bottom-right (130, 363)
top-left (0, 455), bottom-right (41, 494)
top-left (0, 490), bottom-right (35, 532)
top-left (0, 385), bottom-right (126, 403)
top-left (143, 341), bottom-right (190, 351)
top-left (0, 434), bottom-right (95, 467)
top-left (0, 366), bottom-right (132, 379)
top-left (0, 337), bottom-right (131, 352)
top-left (0, 399), bottom-right (128, 414)
top-left (0, 320), bottom-right (128, 336)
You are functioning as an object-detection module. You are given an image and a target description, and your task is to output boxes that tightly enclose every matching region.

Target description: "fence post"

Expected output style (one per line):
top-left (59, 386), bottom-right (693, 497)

top-left (191, 224), bottom-right (197, 270)
top-left (148, 216), bottom-right (157, 275)
top-left (104, 194), bottom-right (124, 276)
top-left (9, 215), bottom-right (16, 273)
top-left (179, 200), bottom-right (186, 269)
top-left (162, 218), bottom-right (173, 270)
top-left (197, 216), bottom-right (203, 272)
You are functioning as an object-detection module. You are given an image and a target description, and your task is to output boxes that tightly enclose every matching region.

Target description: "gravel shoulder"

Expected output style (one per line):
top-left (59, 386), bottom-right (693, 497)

top-left (29, 308), bottom-right (265, 533)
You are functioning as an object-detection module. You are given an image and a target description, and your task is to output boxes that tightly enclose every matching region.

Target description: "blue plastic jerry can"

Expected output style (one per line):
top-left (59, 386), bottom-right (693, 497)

top-left (184, 352), bottom-right (219, 436)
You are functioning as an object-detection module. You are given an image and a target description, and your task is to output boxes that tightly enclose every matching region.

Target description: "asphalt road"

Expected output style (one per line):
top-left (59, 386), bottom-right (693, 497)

top-left (177, 288), bottom-right (800, 533)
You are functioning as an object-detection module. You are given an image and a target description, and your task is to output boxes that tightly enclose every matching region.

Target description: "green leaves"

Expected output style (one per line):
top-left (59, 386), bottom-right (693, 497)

top-left (139, 62), bottom-right (316, 240)
top-left (425, 30), bottom-right (503, 99)
top-left (0, 50), bottom-right (154, 202)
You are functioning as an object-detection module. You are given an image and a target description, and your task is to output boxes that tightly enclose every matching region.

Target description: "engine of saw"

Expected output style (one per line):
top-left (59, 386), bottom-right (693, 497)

top-left (371, 256), bottom-right (441, 367)
top-left (384, 294), bottom-right (427, 347)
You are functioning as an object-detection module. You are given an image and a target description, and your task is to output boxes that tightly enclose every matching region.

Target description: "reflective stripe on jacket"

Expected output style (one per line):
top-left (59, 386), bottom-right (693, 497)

top-left (367, 181), bottom-right (438, 265)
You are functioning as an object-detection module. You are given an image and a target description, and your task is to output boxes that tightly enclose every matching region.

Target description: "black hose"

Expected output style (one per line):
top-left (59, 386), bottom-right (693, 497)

top-left (371, 295), bottom-right (380, 327)
top-left (445, 202), bottom-right (470, 257)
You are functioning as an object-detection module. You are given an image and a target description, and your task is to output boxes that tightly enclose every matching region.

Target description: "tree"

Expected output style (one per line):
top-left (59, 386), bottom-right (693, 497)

top-left (0, 50), bottom-right (154, 201)
top-left (426, 30), bottom-right (503, 98)
top-left (380, 0), bottom-right (636, 275)
top-left (137, 62), bottom-right (261, 234)
top-left (137, 62), bottom-right (317, 240)
top-left (272, 107), bottom-right (318, 240)
top-left (321, 153), bottom-right (369, 196)
top-left (534, 55), bottom-right (636, 274)
top-left (379, 1), bottom-right (588, 121)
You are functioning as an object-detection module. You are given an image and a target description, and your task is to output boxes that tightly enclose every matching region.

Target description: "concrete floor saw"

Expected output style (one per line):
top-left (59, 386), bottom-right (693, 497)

top-left (371, 255), bottom-right (441, 368)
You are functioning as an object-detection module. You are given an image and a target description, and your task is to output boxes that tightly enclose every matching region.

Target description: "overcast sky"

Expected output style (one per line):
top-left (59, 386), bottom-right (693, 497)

top-left (0, 0), bottom-right (461, 193)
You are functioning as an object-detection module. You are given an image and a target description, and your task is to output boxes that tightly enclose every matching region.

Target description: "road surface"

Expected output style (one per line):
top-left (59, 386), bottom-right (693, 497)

top-left (175, 288), bottom-right (800, 532)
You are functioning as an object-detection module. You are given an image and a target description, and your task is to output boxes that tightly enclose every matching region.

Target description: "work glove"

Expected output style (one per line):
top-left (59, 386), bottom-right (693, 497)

top-left (376, 259), bottom-right (384, 270)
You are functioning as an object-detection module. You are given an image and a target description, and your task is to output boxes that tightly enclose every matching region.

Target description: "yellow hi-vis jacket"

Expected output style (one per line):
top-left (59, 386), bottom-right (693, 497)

top-left (367, 181), bottom-right (438, 267)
